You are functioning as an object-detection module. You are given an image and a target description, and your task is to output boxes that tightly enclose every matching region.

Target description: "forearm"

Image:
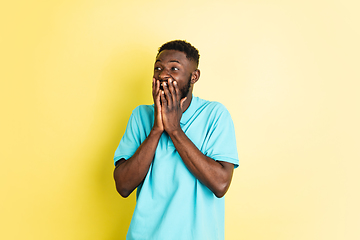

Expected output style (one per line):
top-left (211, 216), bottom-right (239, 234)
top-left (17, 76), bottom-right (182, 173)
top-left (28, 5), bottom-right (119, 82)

top-left (168, 129), bottom-right (234, 198)
top-left (113, 128), bottom-right (163, 197)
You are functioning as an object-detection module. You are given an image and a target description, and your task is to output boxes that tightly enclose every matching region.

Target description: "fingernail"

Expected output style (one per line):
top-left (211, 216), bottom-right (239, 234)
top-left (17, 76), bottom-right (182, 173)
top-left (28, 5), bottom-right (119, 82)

top-left (173, 81), bottom-right (177, 85)
top-left (163, 82), bottom-right (167, 86)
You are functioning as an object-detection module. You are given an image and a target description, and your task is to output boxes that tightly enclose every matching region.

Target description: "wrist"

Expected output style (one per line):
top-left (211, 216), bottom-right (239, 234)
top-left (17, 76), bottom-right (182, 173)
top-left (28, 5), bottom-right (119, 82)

top-left (151, 127), bottom-right (164, 136)
top-left (167, 127), bottom-right (183, 138)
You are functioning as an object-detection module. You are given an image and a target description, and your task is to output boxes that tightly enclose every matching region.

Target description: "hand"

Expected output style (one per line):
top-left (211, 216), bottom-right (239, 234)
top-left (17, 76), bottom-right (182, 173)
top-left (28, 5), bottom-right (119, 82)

top-left (152, 78), bottom-right (164, 133)
top-left (160, 78), bottom-right (187, 134)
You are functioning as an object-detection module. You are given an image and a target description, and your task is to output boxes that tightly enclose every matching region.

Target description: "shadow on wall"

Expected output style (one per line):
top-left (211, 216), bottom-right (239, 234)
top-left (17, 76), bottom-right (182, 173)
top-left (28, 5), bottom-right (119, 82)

top-left (83, 44), bottom-right (154, 239)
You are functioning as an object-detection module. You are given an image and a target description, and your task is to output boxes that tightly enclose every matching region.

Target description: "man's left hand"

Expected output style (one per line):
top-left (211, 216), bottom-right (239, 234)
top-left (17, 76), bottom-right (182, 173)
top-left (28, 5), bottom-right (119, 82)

top-left (160, 78), bottom-right (187, 134)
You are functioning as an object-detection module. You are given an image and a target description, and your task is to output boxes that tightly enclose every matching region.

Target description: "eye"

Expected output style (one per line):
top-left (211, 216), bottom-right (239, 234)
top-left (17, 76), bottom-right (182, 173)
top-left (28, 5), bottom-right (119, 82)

top-left (171, 67), bottom-right (179, 71)
top-left (154, 67), bottom-right (161, 71)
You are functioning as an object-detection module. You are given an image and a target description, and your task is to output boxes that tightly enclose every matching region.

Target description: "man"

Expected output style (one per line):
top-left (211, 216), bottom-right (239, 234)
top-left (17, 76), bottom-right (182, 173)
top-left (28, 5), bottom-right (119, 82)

top-left (113, 40), bottom-right (239, 240)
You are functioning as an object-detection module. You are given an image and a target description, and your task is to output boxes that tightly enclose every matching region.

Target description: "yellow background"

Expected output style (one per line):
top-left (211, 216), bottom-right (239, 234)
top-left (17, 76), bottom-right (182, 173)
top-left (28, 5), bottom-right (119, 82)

top-left (1, 0), bottom-right (359, 239)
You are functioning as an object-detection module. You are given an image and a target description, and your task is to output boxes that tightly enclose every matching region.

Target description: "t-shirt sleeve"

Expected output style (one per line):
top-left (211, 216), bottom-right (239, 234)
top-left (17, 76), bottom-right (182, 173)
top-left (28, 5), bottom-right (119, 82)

top-left (113, 107), bottom-right (143, 165)
top-left (204, 104), bottom-right (239, 168)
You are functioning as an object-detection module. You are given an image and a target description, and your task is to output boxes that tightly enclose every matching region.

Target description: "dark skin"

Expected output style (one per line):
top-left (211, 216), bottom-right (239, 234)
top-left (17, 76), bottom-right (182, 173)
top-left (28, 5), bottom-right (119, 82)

top-left (113, 50), bottom-right (234, 198)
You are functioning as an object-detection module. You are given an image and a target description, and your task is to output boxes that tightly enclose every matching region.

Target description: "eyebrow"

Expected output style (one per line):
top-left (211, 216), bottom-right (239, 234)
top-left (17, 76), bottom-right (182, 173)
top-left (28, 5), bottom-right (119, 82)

top-left (155, 59), bottom-right (181, 64)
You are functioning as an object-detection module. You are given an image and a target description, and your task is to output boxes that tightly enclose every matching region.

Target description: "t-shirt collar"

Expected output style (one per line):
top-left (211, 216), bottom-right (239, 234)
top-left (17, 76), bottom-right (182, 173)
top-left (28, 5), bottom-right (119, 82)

top-left (180, 95), bottom-right (198, 125)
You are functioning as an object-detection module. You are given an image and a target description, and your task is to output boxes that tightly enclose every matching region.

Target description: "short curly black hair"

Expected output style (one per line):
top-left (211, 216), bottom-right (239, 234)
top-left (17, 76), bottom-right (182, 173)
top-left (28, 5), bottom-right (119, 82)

top-left (157, 40), bottom-right (200, 67)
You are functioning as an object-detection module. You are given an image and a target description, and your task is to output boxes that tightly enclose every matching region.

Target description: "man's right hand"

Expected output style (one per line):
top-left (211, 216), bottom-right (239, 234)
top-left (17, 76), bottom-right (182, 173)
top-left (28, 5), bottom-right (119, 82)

top-left (152, 78), bottom-right (164, 133)
top-left (114, 79), bottom-right (165, 198)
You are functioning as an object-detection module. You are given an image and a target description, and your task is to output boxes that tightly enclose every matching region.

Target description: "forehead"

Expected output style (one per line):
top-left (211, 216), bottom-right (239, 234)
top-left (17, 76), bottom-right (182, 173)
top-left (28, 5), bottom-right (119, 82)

top-left (155, 50), bottom-right (189, 65)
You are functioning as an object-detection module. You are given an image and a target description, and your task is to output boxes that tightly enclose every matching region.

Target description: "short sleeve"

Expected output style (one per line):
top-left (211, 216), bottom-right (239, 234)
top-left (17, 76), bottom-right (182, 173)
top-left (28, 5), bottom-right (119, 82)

top-left (204, 104), bottom-right (239, 168)
top-left (113, 107), bottom-right (142, 165)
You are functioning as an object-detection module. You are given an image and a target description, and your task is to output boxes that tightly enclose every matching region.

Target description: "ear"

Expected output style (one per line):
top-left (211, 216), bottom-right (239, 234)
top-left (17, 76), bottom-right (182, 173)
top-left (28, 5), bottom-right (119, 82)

top-left (191, 69), bottom-right (200, 84)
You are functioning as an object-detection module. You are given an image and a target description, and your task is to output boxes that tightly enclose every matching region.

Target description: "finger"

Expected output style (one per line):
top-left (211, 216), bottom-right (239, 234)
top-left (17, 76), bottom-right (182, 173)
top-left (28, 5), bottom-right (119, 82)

top-left (168, 78), bottom-right (176, 103)
top-left (156, 79), bottom-right (159, 89)
top-left (156, 80), bottom-right (161, 96)
top-left (155, 80), bottom-right (162, 105)
top-left (180, 97), bottom-right (187, 111)
top-left (153, 79), bottom-right (159, 94)
top-left (153, 79), bottom-right (159, 105)
top-left (152, 78), bottom-right (155, 95)
top-left (162, 81), bottom-right (173, 106)
top-left (160, 90), bottom-right (167, 108)
top-left (173, 80), bottom-right (181, 102)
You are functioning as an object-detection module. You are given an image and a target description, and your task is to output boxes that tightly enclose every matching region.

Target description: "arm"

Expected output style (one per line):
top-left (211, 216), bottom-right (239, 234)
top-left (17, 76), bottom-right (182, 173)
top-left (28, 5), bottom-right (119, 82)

top-left (169, 130), bottom-right (234, 198)
top-left (161, 79), bottom-right (234, 198)
top-left (113, 79), bottom-right (164, 198)
top-left (113, 129), bottom-right (162, 198)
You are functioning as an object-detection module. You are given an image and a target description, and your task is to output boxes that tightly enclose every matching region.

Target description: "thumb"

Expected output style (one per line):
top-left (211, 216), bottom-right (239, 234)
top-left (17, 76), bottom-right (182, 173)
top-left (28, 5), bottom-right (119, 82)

top-left (180, 97), bottom-right (187, 110)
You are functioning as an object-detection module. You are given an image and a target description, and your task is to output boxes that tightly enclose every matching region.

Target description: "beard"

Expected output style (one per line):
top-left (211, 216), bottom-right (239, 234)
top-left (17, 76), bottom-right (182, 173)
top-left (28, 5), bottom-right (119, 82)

top-left (180, 74), bottom-right (192, 99)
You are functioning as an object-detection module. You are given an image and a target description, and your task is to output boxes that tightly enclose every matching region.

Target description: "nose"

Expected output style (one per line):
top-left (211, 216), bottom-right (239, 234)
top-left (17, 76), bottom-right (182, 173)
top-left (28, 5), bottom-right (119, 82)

top-left (158, 69), bottom-right (170, 81)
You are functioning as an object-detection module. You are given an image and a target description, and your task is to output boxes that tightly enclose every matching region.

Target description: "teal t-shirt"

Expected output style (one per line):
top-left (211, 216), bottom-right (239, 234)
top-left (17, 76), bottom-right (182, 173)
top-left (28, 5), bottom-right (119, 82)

top-left (114, 96), bottom-right (239, 240)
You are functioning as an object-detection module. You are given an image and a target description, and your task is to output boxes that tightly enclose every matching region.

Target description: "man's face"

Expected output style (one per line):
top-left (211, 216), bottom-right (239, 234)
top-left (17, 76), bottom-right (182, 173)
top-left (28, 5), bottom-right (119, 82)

top-left (153, 50), bottom-right (196, 99)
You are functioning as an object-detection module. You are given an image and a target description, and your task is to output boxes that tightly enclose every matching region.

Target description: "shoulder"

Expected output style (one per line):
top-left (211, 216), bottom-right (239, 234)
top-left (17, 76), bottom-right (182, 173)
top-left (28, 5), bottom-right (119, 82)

top-left (125, 104), bottom-right (155, 134)
top-left (195, 97), bottom-right (230, 117)
top-left (132, 104), bottom-right (154, 116)
top-left (127, 104), bottom-right (154, 126)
